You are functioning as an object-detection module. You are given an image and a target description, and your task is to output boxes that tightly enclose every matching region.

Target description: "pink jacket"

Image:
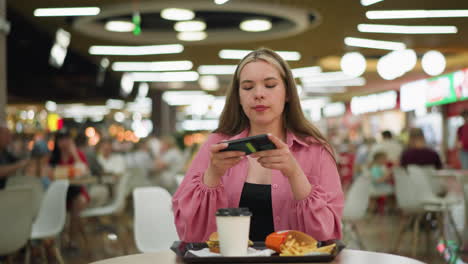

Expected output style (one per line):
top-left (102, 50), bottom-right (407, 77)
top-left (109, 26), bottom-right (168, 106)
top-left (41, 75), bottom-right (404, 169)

top-left (172, 129), bottom-right (344, 242)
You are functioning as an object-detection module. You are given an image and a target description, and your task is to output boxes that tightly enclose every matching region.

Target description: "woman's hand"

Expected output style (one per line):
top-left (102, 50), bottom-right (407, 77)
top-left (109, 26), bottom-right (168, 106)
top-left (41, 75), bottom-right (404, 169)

top-left (204, 142), bottom-right (245, 187)
top-left (251, 134), bottom-right (302, 178)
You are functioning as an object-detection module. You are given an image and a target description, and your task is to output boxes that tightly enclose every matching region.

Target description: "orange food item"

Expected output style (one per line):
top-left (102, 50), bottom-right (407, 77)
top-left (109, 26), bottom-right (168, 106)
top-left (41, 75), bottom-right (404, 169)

top-left (265, 230), bottom-right (333, 256)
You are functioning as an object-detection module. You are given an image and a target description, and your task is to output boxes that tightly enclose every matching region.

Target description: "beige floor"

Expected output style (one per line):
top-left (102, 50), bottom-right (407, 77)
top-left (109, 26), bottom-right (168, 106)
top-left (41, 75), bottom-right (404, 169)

top-left (23, 206), bottom-right (458, 264)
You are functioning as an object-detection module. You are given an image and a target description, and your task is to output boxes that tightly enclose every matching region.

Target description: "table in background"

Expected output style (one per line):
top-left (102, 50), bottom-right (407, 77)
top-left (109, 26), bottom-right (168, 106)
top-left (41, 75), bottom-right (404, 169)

top-left (90, 249), bottom-right (426, 264)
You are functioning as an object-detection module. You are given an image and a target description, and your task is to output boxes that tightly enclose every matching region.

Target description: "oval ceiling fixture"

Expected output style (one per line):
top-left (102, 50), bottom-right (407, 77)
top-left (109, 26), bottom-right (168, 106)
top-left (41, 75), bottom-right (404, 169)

top-left (177, 31), bottom-right (207, 41)
top-left (340, 52), bottom-right (366, 77)
top-left (422, 50), bottom-right (446, 76)
top-left (240, 18), bottom-right (272, 32)
top-left (174, 20), bottom-right (206, 32)
top-left (161, 8), bottom-right (195, 21)
top-left (105, 20), bottom-right (135, 32)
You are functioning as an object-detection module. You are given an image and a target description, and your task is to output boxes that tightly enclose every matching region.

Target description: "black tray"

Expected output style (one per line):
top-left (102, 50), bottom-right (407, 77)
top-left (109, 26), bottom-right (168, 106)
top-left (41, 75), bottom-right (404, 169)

top-left (170, 240), bottom-right (345, 263)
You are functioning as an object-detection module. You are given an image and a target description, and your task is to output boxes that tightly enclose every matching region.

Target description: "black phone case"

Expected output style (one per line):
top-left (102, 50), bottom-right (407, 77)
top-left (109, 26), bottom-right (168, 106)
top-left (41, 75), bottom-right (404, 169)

top-left (220, 134), bottom-right (276, 155)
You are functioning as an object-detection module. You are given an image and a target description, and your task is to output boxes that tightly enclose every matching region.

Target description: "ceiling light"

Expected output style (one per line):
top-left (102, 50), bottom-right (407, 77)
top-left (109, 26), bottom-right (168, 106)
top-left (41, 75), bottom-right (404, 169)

top-left (130, 71), bottom-right (199, 82)
top-left (34, 7), bottom-right (100, 17)
top-left (106, 99), bottom-right (125, 109)
top-left (300, 71), bottom-right (363, 83)
top-left (45, 101), bottom-right (57, 112)
top-left (177, 31), bottom-right (207, 41)
top-left (161, 8), bottom-right (195, 21)
top-left (137, 83), bottom-right (149, 98)
top-left (361, 0), bottom-right (384, 6)
top-left (120, 73), bottom-right (134, 97)
top-left (422, 50), bottom-right (446, 76)
top-left (358, 24), bottom-right (458, 34)
top-left (340, 52), bottom-right (366, 78)
top-left (112, 61), bottom-right (193, 72)
top-left (199, 75), bottom-right (220, 91)
top-left (198, 65), bottom-right (237, 75)
top-left (376, 49), bottom-right (416, 80)
top-left (344, 37), bottom-right (406, 50)
top-left (105, 21), bottom-right (135, 32)
top-left (240, 19), bottom-right (272, 32)
top-left (366, 10), bottom-right (468, 19)
top-left (301, 78), bottom-right (366, 87)
top-left (89, 44), bottom-right (184, 56)
top-left (163, 91), bottom-right (212, 106)
top-left (219, 49), bottom-right (301, 61)
top-left (291, 66), bottom-right (322, 78)
top-left (174, 20), bottom-right (206, 32)
top-left (215, 0), bottom-right (230, 4)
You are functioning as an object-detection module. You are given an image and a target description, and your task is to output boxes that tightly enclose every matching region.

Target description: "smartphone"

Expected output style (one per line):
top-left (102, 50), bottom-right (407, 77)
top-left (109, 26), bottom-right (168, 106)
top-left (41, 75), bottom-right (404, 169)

top-left (220, 134), bottom-right (276, 155)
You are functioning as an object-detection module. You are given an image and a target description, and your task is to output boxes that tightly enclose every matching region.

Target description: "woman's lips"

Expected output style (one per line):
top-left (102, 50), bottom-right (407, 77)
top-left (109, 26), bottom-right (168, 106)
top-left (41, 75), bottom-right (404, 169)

top-left (253, 105), bottom-right (269, 112)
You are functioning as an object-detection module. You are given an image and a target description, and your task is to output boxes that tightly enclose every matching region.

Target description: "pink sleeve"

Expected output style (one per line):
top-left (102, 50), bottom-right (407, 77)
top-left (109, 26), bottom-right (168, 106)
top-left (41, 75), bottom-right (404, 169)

top-left (291, 147), bottom-right (344, 241)
top-left (172, 134), bottom-right (228, 242)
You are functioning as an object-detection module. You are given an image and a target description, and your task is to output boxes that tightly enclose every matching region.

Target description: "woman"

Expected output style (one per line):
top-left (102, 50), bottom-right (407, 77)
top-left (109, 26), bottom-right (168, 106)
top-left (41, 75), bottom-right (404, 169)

top-left (49, 130), bottom-right (89, 247)
top-left (173, 48), bottom-right (344, 242)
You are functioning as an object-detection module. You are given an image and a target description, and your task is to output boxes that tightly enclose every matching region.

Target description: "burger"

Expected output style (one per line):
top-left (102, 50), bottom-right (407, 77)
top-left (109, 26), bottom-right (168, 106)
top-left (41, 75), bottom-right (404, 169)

top-left (206, 232), bottom-right (254, 253)
top-left (206, 232), bottom-right (220, 253)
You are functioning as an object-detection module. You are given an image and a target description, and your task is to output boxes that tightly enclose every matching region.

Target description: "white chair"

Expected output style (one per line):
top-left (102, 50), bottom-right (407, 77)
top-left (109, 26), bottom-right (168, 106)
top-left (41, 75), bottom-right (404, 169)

top-left (133, 187), bottom-right (179, 253)
top-left (0, 187), bottom-right (33, 261)
top-left (81, 172), bottom-right (131, 218)
top-left (6, 175), bottom-right (44, 220)
top-left (80, 172), bottom-right (132, 253)
top-left (342, 175), bottom-right (371, 249)
top-left (392, 167), bottom-right (427, 256)
top-left (30, 180), bottom-right (69, 264)
top-left (407, 165), bottom-right (462, 241)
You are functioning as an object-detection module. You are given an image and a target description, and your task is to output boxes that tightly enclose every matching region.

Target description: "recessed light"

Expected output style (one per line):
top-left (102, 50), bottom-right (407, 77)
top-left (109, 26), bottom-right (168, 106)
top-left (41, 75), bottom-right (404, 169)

top-left (344, 37), bottom-right (406, 50)
top-left (340, 52), bottom-right (366, 77)
top-left (422, 50), bottom-right (446, 76)
top-left (105, 21), bottom-right (135, 32)
top-left (366, 10), bottom-right (468, 19)
top-left (360, 0), bottom-right (384, 6)
top-left (214, 0), bottom-right (230, 4)
top-left (219, 49), bottom-right (301, 61)
top-left (130, 71), bottom-right (199, 82)
top-left (161, 8), bottom-right (195, 21)
top-left (240, 19), bottom-right (272, 32)
top-left (198, 65), bottom-right (237, 75)
top-left (89, 44), bottom-right (184, 55)
top-left (358, 24), bottom-right (457, 34)
top-left (112, 61), bottom-right (193, 72)
top-left (34, 7), bottom-right (100, 17)
top-left (177, 31), bottom-right (207, 41)
top-left (174, 20), bottom-right (206, 32)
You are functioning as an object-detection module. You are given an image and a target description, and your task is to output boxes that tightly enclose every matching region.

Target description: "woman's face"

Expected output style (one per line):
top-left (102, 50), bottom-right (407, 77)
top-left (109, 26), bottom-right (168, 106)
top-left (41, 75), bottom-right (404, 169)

top-left (238, 60), bottom-right (287, 128)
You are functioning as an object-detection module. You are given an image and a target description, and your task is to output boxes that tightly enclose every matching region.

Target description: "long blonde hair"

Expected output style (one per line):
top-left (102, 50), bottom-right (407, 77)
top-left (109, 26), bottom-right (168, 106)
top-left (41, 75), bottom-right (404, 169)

top-left (214, 48), bottom-right (334, 157)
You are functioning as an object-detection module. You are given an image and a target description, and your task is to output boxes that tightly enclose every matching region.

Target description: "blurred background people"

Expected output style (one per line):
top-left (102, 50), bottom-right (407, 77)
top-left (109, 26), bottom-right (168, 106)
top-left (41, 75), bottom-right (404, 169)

top-left (0, 126), bottom-right (30, 189)
top-left (457, 109), bottom-right (468, 169)
top-left (96, 138), bottom-right (126, 176)
top-left (369, 130), bottom-right (403, 166)
top-left (153, 135), bottom-right (183, 194)
top-left (400, 127), bottom-right (442, 169)
top-left (49, 130), bottom-right (90, 248)
top-left (25, 139), bottom-right (52, 189)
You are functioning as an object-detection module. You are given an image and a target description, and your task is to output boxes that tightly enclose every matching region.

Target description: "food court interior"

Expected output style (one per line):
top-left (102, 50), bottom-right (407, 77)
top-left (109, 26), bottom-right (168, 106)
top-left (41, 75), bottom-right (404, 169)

top-left (2, 0), bottom-right (468, 263)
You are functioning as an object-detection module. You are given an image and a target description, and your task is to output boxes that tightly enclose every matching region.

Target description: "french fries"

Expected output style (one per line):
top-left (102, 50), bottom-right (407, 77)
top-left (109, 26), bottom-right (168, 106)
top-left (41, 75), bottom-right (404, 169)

top-left (266, 231), bottom-right (336, 256)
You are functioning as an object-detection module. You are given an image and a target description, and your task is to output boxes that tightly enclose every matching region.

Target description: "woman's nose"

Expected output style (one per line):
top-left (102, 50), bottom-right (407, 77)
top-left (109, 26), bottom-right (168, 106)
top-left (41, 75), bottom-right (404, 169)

top-left (253, 87), bottom-right (265, 100)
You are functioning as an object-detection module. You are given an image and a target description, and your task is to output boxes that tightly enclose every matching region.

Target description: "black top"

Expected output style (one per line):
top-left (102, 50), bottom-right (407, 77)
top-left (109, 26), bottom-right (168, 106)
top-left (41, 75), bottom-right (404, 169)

top-left (0, 150), bottom-right (18, 189)
top-left (238, 182), bottom-right (274, 242)
top-left (400, 147), bottom-right (442, 169)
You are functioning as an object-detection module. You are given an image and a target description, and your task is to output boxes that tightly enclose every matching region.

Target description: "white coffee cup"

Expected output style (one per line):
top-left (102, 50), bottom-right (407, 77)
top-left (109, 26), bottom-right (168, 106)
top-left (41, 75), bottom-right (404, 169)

top-left (216, 208), bottom-right (252, 256)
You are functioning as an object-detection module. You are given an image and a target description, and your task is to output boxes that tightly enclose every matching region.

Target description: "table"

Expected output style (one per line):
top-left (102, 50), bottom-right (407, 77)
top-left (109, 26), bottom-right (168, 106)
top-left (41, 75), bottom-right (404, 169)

top-left (90, 249), bottom-right (426, 264)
